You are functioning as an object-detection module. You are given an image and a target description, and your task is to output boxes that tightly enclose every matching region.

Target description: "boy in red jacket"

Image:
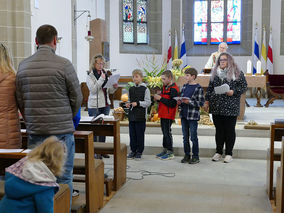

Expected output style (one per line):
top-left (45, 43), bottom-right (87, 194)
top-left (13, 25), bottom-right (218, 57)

top-left (154, 70), bottom-right (179, 160)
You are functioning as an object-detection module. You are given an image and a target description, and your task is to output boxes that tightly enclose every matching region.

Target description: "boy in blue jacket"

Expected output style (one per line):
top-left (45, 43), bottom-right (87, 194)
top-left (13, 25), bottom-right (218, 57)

top-left (178, 68), bottom-right (204, 164)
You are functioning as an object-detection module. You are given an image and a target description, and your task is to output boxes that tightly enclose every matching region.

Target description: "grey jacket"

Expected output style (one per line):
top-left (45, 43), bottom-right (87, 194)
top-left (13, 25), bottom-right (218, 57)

top-left (16, 45), bottom-right (82, 135)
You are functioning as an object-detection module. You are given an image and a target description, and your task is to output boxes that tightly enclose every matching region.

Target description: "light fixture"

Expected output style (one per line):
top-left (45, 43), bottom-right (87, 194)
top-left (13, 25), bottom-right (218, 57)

top-left (74, 9), bottom-right (94, 42)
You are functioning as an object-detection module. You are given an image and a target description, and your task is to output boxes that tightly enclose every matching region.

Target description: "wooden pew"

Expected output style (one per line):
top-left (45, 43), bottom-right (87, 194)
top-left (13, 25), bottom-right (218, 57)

top-left (0, 153), bottom-right (70, 213)
top-left (76, 120), bottom-right (127, 191)
top-left (276, 137), bottom-right (284, 213)
top-left (20, 130), bottom-right (104, 213)
top-left (265, 74), bottom-right (284, 107)
top-left (267, 123), bottom-right (284, 200)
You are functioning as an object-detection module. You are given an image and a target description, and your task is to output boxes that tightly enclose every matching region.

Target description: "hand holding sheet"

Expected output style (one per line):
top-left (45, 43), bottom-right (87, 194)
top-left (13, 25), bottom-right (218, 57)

top-left (104, 74), bottom-right (120, 88)
top-left (214, 83), bottom-right (230, 94)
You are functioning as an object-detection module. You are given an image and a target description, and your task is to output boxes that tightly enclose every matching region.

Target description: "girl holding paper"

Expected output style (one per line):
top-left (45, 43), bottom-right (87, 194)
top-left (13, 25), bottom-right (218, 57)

top-left (203, 52), bottom-right (247, 163)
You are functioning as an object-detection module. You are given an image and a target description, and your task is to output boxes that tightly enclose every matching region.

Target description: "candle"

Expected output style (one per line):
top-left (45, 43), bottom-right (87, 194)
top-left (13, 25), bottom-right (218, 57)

top-left (256, 60), bottom-right (261, 74)
top-left (247, 60), bottom-right (252, 74)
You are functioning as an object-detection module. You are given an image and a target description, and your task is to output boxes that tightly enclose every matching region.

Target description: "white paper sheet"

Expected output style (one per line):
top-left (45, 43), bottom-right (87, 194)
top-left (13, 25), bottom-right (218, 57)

top-left (0, 149), bottom-right (24, 153)
top-left (214, 83), bottom-right (230, 94)
top-left (173, 97), bottom-right (190, 101)
top-left (103, 74), bottom-right (120, 88)
top-left (22, 149), bottom-right (32, 153)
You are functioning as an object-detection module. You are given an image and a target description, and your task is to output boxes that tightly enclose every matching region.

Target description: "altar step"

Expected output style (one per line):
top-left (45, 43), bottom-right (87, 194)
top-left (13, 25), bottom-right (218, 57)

top-left (115, 133), bottom-right (275, 160)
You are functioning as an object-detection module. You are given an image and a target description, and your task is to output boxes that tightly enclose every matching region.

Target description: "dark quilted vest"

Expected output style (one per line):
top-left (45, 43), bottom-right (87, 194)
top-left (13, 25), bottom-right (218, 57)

top-left (128, 86), bottom-right (147, 121)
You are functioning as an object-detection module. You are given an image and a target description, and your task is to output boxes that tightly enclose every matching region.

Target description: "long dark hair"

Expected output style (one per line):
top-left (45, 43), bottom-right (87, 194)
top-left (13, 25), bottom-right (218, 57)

top-left (210, 52), bottom-right (241, 81)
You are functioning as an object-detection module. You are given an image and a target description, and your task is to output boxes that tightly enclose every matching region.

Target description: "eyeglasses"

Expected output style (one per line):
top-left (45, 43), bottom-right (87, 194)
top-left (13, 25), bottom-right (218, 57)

top-left (96, 62), bottom-right (104, 66)
top-left (219, 59), bottom-right (228, 62)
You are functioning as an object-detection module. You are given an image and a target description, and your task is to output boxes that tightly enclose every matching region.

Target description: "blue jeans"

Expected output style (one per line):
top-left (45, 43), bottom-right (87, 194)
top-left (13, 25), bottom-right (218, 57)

top-left (181, 118), bottom-right (199, 158)
top-left (28, 133), bottom-right (75, 210)
top-left (88, 106), bottom-right (110, 142)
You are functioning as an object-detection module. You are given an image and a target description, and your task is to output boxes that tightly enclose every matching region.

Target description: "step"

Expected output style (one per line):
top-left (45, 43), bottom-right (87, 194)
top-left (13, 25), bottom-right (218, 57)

top-left (120, 123), bottom-right (270, 138)
top-left (109, 134), bottom-right (279, 160)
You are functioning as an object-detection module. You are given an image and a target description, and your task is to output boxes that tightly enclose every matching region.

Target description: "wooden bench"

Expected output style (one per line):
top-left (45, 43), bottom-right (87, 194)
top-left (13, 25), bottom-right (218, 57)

top-left (77, 120), bottom-right (127, 191)
top-left (265, 74), bottom-right (284, 107)
top-left (267, 124), bottom-right (284, 200)
top-left (276, 137), bottom-right (284, 213)
top-left (20, 130), bottom-right (104, 213)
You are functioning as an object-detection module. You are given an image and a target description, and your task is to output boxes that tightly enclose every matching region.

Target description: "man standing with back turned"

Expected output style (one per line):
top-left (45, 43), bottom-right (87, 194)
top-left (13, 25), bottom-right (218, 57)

top-left (16, 24), bottom-right (82, 209)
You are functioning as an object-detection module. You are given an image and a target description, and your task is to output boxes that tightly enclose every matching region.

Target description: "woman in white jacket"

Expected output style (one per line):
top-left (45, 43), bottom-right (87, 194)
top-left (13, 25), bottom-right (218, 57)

top-left (86, 55), bottom-right (118, 146)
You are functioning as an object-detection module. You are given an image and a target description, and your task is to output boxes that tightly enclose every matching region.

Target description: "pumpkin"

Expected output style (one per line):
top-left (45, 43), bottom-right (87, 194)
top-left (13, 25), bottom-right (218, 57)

top-left (121, 93), bottom-right (128, 102)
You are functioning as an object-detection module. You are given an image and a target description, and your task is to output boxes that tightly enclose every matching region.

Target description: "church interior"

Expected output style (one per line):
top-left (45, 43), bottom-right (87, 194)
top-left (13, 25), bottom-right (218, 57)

top-left (1, 0), bottom-right (284, 212)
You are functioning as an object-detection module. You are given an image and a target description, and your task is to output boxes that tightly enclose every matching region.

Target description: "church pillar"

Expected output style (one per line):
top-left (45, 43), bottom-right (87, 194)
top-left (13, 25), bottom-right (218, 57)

top-left (0, 0), bottom-right (31, 69)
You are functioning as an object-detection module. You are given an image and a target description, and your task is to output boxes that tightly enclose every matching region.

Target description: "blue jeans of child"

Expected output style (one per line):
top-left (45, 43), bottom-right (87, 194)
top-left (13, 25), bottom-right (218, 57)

top-left (28, 133), bottom-right (75, 211)
top-left (88, 106), bottom-right (110, 142)
top-left (181, 118), bottom-right (199, 158)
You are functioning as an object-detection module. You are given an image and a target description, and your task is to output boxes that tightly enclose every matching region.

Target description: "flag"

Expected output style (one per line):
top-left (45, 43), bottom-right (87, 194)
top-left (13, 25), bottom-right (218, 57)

top-left (253, 25), bottom-right (260, 74)
top-left (173, 30), bottom-right (178, 60)
top-left (167, 31), bottom-right (172, 69)
top-left (261, 27), bottom-right (267, 74)
top-left (180, 26), bottom-right (187, 69)
top-left (267, 28), bottom-right (273, 74)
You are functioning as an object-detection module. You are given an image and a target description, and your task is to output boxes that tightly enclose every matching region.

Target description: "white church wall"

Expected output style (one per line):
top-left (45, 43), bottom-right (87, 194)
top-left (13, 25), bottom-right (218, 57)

top-left (76, 0), bottom-right (105, 82)
top-left (109, 0), bottom-right (171, 76)
top-left (30, 0), bottom-right (72, 61)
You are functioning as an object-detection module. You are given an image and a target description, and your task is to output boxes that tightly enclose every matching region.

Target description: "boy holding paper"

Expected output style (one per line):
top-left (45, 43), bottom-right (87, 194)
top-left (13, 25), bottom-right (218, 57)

top-left (178, 68), bottom-right (205, 164)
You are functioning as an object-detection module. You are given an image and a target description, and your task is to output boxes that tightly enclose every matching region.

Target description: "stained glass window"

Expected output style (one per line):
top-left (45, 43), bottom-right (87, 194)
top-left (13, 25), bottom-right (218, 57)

top-left (137, 0), bottom-right (147, 43)
top-left (227, 0), bottom-right (241, 44)
top-left (193, 0), bottom-right (242, 45)
top-left (194, 1), bottom-right (208, 44)
top-left (123, 0), bottom-right (148, 44)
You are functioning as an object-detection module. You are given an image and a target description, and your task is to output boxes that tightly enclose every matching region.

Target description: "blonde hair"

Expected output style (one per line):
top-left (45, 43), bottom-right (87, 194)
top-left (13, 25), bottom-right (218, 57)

top-left (132, 69), bottom-right (143, 78)
top-left (28, 136), bottom-right (66, 177)
top-left (0, 43), bottom-right (15, 74)
top-left (89, 54), bottom-right (105, 71)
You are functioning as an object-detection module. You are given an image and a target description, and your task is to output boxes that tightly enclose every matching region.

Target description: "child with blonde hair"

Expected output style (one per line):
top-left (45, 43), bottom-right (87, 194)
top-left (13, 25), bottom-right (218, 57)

top-left (0, 136), bottom-right (66, 213)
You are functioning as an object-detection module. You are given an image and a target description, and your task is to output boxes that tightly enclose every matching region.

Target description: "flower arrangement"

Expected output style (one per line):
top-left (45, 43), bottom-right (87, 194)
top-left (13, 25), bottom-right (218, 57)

top-left (171, 59), bottom-right (186, 81)
top-left (137, 55), bottom-right (167, 89)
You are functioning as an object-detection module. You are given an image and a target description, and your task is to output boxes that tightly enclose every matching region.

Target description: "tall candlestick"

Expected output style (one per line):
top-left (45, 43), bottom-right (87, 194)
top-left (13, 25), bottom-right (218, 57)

top-left (256, 60), bottom-right (261, 74)
top-left (247, 60), bottom-right (252, 74)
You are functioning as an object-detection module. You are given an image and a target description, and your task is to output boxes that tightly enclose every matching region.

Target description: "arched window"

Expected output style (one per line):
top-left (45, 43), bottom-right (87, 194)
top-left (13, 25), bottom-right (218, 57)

top-left (122, 0), bottom-right (148, 44)
top-left (194, 0), bottom-right (241, 45)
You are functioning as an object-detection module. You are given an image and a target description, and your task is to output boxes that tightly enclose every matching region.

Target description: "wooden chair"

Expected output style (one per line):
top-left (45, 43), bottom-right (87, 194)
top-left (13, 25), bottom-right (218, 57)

top-left (77, 120), bottom-right (127, 191)
top-left (267, 124), bottom-right (284, 200)
top-left (276, 137), bottom-right (284, 213)
top-left (265, 74), bottom-right (284, 107)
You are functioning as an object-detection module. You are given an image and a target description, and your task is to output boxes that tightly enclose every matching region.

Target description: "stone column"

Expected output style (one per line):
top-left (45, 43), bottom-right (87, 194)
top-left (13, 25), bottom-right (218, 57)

top-left (0, 0), bottom-right (31, 69)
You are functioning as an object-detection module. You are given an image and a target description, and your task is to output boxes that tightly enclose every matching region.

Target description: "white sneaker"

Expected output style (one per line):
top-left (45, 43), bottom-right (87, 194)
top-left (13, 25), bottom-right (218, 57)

top-left (224, 155), bottom-right (233, 163)
top-left (212, 153), bottom-right (222, 162)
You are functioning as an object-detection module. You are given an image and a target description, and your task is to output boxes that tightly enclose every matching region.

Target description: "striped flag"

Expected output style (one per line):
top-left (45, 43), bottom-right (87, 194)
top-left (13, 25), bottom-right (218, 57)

top-left (180, 26), bottom-right (187, 69)
top-left (167, 31), bottom-right (172, 69)
top-left (173, 30), bottom-right (178, 60)
top-left (267, 28), bottom-right (273, 74)
top-left (253, 25), bottom-right (260, 74)
top-left (261, 27), bottom-right (267, 74)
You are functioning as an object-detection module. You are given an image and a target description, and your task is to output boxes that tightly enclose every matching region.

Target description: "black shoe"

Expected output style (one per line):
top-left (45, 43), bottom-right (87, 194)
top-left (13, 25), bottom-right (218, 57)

top-left (181, 155), bottom-right (190, 163)
top-left (102, 154), bottom-right (110, 158)
top-left (135, 153), bottom-right (142, 160)
top-left (189, 157), bottom-right (200, 164)
top-left (127, 152), bottom-right (136, 159)
top-left (95, 154), bottom-right (102, 159)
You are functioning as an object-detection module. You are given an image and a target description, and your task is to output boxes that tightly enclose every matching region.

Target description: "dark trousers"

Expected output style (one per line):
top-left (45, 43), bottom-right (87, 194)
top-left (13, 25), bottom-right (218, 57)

top-left (88, 106), bottom-right (110, 142)
top-left (129, 121), bottom-right (146, 154)
top-left (181, 118), bottom-right (199, 158)
top-left (212, 114), bottom-right (237, 156)
top-left (161, 118), bottom-right (173, 152)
